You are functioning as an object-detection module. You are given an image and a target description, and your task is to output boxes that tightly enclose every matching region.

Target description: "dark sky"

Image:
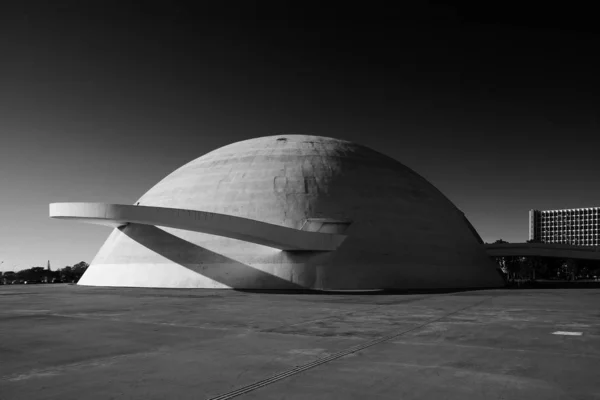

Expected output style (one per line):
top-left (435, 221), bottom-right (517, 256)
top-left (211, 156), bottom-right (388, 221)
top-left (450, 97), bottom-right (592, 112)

top-left (1, 1), bottom-right (599, 271)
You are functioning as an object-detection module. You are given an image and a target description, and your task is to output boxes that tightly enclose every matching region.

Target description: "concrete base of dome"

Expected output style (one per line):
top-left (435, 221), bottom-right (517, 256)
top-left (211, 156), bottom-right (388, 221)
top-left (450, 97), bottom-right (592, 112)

top-left (78, 223), bottom-right (504, 290)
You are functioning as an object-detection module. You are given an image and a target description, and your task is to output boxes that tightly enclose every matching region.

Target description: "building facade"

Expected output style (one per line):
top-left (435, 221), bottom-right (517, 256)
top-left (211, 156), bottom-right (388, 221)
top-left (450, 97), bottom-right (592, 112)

top-left (529, 207), bottom-right (600, 246)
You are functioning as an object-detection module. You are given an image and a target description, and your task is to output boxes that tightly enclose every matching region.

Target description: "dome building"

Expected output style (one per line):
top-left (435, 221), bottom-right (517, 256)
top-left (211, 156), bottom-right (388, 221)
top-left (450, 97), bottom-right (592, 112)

top-left (52, 135), bottom-right (503, 290)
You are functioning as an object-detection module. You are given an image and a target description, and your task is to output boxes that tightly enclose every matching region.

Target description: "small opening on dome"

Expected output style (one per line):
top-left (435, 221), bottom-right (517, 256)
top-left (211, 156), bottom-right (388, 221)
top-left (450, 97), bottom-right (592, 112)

top-left (277, 137), bottom-right (287, 141)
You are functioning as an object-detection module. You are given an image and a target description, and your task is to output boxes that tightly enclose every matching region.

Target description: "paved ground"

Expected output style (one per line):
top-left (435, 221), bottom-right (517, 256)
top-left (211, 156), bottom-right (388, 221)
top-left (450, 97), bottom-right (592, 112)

top-left (1, 285), bottom-right (599, 400)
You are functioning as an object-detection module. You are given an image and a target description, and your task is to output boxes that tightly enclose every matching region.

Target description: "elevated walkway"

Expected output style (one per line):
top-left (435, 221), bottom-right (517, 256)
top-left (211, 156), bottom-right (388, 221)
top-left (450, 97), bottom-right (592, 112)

top-left (49, 203), bottom-right (350, 251)
top-left (485, 242), bottom-right (600, 260)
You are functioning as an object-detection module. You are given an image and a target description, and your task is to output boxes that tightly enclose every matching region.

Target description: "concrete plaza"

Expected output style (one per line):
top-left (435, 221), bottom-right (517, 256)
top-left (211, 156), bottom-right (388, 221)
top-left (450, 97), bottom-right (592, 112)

top-left (1, 285), bottom-right (599, 399)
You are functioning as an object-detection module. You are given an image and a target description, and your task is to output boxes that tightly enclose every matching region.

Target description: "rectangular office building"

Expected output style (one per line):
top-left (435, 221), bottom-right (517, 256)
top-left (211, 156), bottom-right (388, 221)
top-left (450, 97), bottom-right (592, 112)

top-left (529, 207), bottom-right (600, 246)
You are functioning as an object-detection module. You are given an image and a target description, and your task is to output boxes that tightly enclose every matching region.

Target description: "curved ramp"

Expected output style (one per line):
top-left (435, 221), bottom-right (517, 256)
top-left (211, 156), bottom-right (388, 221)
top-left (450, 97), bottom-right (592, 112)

top-left (49, 203), bottom-right (348, 251)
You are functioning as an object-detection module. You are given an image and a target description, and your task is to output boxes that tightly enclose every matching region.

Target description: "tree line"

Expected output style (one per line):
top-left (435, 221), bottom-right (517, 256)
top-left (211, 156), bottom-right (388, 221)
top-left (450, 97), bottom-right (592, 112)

top-left (3, 244), bottom-right (600, 287)
top-left (0, 262), bottom-right (89, 284)
top-left (491, 239), bottom-right (600, 283)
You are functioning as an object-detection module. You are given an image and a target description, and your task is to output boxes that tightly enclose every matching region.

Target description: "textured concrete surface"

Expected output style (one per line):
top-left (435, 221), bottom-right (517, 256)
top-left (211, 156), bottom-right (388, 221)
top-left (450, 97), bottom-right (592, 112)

top-left (1, 285), bottom-right (599, 400)
top-left (73, 135), bottom-right (503, 289)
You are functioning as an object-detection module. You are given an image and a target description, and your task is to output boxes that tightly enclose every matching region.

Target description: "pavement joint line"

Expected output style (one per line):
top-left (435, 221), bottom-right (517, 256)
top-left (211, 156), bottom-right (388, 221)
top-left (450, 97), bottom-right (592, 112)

top-left (206, 296), bottom-right (493, 400)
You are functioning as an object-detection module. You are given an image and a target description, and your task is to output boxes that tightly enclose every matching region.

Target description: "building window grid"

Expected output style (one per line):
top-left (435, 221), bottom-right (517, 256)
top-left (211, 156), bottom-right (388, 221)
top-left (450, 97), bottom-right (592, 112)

top-left (531, 208), bottom-right (600, 246)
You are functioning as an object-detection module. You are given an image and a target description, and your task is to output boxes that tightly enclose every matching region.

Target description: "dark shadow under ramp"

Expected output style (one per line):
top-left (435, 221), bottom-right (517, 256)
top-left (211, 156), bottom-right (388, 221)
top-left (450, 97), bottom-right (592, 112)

top-left (119, 224), bottom-right (307, 290)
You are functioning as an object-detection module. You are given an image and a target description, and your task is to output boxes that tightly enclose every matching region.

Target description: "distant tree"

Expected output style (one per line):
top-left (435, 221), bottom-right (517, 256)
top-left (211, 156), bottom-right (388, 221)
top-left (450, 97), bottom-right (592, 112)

top-left (576, 261), bottom-right (592, 279)
top-left (532, 257), bottom-right (550, 279)
top-left (60, 266), bottom-right (74, 282)
top-left (563, 259), bottom-right (579, 281)
top-left (71, 262), bottom-right (89, 282)
top-left (31, 267), bottom-right (45, 282)
top-left (3, 271), bottom-right (16, 282)
top-left (546, 258), bottom-right (565, 279)
top-left (16, 268), bottom-right (30, 281)
top-left (50, 269), bottom-right (62, 282)
top-left (72, 261), bottom-right (89, 273)
top-left (522, 255), bottom-right (548, 281)
top-left (13, 267), bottom-right (45, 282)
top-left (491, 240), bottom-right (510, 275)
top-left (504, 256), bottom-right (524, 282)
top-left (491, 239), bottom-right (513, 281)
top-left (590, 260), bottom-right (600, 279)
top-left (520, 257), bottom-right (534, 281)
top-left (0, 261), bottom-right (91, 284)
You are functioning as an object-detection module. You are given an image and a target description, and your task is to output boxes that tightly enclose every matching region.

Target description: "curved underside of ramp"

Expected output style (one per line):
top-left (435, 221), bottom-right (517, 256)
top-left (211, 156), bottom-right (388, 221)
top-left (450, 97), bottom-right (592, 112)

top-left (50, 203), bottom-right (348, 251)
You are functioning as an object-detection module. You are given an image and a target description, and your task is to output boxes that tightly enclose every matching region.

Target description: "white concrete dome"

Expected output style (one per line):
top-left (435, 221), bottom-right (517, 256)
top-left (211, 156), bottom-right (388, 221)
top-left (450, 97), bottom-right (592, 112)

top-left (79, 135), bottom-right (503, 290)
